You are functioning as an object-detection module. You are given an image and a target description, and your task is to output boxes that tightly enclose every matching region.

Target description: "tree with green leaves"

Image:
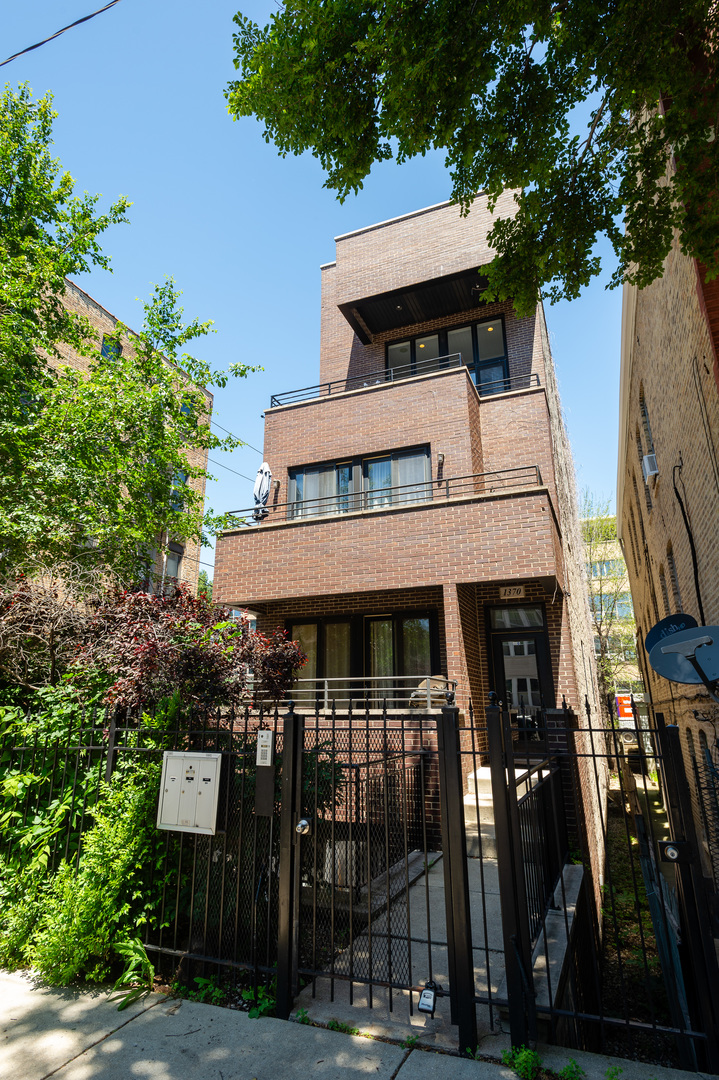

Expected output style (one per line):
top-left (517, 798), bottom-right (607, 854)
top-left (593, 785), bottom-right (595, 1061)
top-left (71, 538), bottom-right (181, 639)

top-left (0, 84), bottom-right (253, 580)
top-left (228, 0), bottom-right (719, 315)
top-left (197, 569), bottom-right (213, 600)
top-left (581, 493), bottom-right (642, 719)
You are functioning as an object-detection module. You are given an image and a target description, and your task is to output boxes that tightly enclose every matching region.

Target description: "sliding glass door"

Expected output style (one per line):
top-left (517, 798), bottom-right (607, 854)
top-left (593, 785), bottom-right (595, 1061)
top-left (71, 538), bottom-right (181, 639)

top-left (288, 613), bottom-right (437, 708)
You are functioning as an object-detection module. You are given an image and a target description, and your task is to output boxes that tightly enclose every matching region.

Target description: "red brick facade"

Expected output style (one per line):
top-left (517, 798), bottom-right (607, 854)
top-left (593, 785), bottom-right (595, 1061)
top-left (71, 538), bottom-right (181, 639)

top-left (214, 199), bottom-right (597, 718)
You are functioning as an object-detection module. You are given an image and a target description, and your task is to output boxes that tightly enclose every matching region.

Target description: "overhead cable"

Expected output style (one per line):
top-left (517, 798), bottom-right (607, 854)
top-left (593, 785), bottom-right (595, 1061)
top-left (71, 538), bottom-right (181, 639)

top-left (0, 0), bottom-right (122, 68)
top-left (208, 457), bottom-right (255, 483)
top-left (211, 420), bottom-right (262, 456)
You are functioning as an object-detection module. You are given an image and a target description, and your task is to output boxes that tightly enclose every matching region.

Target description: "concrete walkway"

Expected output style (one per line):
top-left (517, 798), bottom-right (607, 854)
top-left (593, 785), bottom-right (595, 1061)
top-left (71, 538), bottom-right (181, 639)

top-left (1, 970), bottom-right (712, 1080)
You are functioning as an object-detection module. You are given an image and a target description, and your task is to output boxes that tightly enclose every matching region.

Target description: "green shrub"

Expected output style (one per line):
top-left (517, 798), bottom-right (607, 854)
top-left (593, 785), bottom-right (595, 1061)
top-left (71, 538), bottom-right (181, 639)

top-left (501, 1045), bottom-right (543, 1080)
top-left (27, 760), bottom-right (169, 983)
top-left (559, 1061), bottom-right (586, 1080)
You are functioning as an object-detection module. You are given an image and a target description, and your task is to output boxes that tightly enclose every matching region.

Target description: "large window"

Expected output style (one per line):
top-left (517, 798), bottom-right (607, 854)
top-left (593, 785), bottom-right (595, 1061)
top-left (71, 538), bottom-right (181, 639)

top-left (289, 612), bottom-right (438, 706)
top-left (289, 446), bottom-right (430, 518)
top-left (386, 317), bottom-right (509, 392)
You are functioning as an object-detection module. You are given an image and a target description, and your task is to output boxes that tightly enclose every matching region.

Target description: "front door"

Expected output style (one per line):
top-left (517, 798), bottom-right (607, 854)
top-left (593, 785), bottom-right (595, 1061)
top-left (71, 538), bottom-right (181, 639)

top-left (489, 604), bottom-right (555, 711)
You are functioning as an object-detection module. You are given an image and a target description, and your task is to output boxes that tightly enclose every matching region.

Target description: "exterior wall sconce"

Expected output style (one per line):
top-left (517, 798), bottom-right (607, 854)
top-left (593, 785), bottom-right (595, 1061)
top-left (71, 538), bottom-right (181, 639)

top-left (437, 453), bottom-right (445, 467)
top-left (272, 479), bottom-right (281, 491)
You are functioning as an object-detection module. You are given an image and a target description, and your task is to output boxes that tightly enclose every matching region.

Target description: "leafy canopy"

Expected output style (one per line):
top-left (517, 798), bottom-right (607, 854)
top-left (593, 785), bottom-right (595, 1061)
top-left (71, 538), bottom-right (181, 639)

top-left (227, 0), bottom-right (719, 314)
top-left (0, 85), bottom-right (256, 578)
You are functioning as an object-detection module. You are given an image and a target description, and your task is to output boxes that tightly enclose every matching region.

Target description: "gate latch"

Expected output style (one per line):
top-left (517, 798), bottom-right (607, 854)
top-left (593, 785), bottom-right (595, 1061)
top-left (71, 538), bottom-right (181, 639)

top-left (659, 840), bottom-right (692, 864)
top-left (295, 818), bottom-right (311, 836)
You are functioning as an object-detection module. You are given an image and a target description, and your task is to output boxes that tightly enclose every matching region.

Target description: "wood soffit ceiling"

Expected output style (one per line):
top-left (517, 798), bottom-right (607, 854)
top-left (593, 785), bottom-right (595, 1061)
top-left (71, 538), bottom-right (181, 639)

top-left (338, 267), bottom-right (490, 344)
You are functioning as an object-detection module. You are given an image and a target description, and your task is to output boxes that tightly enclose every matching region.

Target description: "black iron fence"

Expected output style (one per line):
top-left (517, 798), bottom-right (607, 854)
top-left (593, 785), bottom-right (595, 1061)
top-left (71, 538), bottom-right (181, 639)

top-left (3, 695), bottom-right (719, 1071)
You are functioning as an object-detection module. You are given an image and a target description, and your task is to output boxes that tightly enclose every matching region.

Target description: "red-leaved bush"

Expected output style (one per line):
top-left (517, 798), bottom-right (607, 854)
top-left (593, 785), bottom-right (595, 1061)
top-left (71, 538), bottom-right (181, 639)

top-left (70, 584), bottom-right (306, 709)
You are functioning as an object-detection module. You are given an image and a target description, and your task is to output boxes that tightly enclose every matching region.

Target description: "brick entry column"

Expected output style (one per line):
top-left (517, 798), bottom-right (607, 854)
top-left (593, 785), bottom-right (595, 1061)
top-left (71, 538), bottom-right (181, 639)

top-left (443, 582), bottom-right (472, 712)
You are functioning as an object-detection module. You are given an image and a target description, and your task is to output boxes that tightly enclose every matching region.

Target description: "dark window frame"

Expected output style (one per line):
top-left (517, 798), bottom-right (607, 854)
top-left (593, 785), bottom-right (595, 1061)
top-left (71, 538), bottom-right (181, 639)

top-left (287, 610), bottom-right (440, 686)
top-left (100, 334), bottom-right (123, 361)
top-left (485, 601), bottom-right (556, 709)
top-left (288, 445), bottom-right (431, 517)
top-left (385, 314), bottom-right (509, 390)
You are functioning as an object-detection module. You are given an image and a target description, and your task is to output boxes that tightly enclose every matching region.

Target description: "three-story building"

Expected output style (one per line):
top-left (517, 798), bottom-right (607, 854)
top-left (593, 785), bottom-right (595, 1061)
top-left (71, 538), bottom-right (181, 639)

top-left (215, 198), bottom-right (596, 717)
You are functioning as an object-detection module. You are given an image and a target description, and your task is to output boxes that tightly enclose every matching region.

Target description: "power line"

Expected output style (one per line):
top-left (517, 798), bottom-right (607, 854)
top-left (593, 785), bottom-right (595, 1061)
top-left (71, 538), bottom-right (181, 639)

top-left (0, 0), bottom-right (122, 68)
top-left (208, 457), bottom-right (255, 483)
top-left (211, 420), bottom-right (262, 456)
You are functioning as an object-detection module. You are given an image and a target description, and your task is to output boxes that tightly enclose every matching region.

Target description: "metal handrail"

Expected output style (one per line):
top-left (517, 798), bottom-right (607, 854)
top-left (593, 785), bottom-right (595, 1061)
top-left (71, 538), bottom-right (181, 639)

top-left (288, 675), bottom-right (459, 711)
top-left (269, 359), bottom-right (541, 409)
top-left (226, 464), bottom-right (544, 524)
top-left (478, 372), bottom-right (540, 397)
top-left (270, 353), bottom-right (463, 407)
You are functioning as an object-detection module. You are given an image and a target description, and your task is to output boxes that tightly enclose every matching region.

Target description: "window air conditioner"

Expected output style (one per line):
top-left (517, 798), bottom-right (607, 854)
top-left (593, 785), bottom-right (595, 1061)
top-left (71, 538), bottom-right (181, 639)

top-left (642, 453), bottom-right (659, 482)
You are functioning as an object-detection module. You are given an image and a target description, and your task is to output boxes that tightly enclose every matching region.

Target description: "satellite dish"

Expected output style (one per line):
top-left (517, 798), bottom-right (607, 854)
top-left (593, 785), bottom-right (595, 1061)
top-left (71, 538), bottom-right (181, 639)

top-left (648, 626), bottom-right (719, 684)
top-left (645, 613), bottom-right (698, 656)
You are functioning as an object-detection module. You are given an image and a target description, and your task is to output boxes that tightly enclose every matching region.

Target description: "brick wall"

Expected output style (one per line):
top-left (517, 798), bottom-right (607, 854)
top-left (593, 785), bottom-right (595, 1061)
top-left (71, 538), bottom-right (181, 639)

top-left (319, 195), bottom-right (533, 387)
top-left (214, 488), bottom-right (560, 606)
top-left (264, 366), bottom-right (483, 490)
top-left (332, 193), bottom-right (517, 310)
top-left (479, 386), bottom-right (557, 502)
top-left (619, 233), bottom-right (719, 851)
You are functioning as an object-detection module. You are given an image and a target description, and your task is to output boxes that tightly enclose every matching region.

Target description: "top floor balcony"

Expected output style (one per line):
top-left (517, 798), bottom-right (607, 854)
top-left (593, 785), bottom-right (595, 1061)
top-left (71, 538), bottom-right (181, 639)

top-left (269, 353), bottom-right (540, 409)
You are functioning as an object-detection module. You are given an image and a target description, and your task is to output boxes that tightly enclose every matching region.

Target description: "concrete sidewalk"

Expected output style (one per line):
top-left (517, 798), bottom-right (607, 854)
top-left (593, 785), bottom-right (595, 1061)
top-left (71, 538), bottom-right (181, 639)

top-left (0, 970), bottom-right (712, 1080)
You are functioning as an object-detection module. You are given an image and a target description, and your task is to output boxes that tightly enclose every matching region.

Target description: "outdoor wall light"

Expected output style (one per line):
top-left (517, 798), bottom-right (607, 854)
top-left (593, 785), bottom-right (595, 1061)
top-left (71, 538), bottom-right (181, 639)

top-left (272, 479), bottom-right (281, 491)
top-left (437, 453), bottom-right (445, 466)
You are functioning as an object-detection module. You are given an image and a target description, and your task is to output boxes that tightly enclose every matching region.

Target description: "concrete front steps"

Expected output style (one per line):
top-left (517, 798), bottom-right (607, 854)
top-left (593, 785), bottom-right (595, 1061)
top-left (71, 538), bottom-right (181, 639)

top-left (463, 766), bottom-right (497, 858)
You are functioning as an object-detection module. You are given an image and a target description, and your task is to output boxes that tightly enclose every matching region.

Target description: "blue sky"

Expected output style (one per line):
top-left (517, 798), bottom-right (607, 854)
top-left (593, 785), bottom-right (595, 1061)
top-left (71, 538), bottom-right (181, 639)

top-left (5, 1), bottom-right (622, 574)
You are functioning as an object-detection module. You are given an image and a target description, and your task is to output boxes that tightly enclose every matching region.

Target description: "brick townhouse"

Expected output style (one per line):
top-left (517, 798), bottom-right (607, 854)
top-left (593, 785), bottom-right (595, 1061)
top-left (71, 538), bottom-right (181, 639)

top-left (51, 280), bottom-right (211, 594)
top-left (214, 197), bottom-right (597, 719)
top-left (617, 234), bottom-right (719, 881)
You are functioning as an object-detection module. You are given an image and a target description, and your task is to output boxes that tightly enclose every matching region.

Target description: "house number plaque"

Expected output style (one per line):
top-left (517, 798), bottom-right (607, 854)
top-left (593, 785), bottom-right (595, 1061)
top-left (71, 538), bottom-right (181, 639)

top-left (499, 585), bottom-right (525, 599)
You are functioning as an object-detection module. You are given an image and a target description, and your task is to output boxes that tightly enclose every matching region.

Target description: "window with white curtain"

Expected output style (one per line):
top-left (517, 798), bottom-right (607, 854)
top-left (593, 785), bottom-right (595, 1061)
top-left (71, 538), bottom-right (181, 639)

top-left (289, 447), bottom-right (430, 517)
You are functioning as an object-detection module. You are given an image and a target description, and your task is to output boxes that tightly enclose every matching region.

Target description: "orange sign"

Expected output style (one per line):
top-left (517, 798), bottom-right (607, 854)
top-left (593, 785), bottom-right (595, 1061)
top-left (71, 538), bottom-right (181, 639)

top-left (615, 693), bottom-right (634, 719)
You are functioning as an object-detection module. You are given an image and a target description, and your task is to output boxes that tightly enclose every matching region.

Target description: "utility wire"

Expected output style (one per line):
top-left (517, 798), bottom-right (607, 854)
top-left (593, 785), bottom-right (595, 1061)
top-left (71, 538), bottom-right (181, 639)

top-left (0, 0), bottom-right (122, 68)
top-left (211, 420), bottom-right (262, 456)
top-left (208, 457), bottom-right (255, 483)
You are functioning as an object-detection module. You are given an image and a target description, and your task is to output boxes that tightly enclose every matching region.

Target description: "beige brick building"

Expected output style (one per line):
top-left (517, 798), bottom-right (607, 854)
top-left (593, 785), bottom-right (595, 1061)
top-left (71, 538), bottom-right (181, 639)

top-left (50, 280), bottom-right (211, 594)
top-left (214, 198), bottom-right (597, 721)
top-left (618, 235), bottom-right (719, 880)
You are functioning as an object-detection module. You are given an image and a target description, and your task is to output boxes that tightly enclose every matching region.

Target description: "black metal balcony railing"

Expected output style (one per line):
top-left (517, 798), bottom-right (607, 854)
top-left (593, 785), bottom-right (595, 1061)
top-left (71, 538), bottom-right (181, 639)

top-left (226, 464), bottom-right (544, 526)
top-left (269, 354), bottom-right (540, 408)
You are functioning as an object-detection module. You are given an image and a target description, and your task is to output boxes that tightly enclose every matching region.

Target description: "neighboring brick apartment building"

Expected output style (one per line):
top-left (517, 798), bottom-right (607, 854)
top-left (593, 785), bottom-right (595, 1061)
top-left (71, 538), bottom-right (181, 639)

top-left (617, 235), bottom-right (719, 880)
top-left (51, 279), bottom-right (210, 594)
top-left (214, 197), bottom-right (597, 717)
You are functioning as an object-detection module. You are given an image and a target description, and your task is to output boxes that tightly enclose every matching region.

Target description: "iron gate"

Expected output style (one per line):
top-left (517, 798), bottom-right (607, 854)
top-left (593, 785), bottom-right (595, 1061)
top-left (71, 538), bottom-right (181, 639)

top-left (3, 696), bottom-right (719, 1071)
